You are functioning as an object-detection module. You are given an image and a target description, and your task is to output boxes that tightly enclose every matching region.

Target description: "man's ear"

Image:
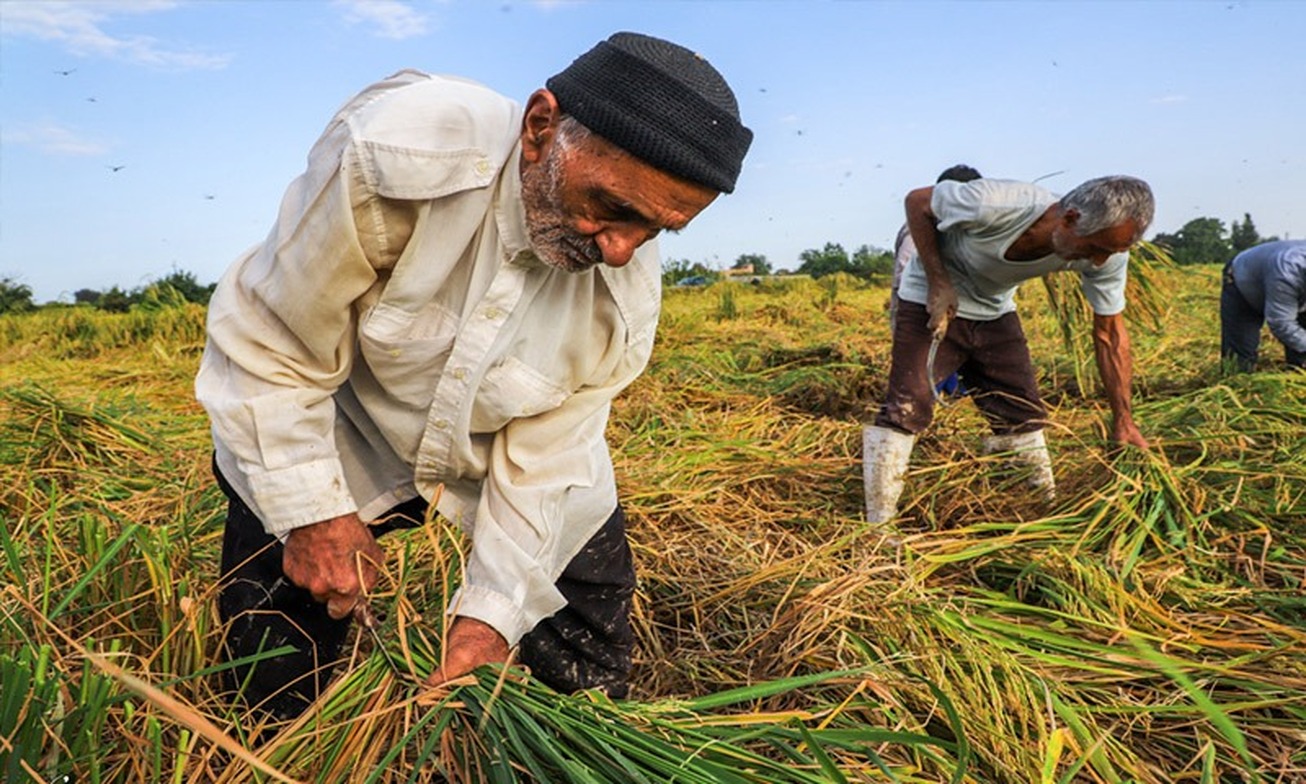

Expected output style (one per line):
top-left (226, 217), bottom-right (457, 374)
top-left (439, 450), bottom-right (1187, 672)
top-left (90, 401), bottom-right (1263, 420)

top-left (1061, 207), bottom-right (1081, 229)
top-left (521, 89), bottom-right (561, 164)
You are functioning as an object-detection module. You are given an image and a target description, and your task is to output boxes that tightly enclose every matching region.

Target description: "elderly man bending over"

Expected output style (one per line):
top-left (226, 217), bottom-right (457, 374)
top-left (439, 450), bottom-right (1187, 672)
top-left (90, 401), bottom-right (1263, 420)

top-left (196, 32), bottom-right (752, 718)
top-left (864, 175), bottom-right (1155, 525)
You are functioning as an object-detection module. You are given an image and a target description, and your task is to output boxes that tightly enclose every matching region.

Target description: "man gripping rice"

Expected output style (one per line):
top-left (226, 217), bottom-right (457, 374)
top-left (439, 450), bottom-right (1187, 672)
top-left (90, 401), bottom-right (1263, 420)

top-left (864, 175), bottom-right (1155, 525)
top-left (197, 32), bottom-right (751, 717)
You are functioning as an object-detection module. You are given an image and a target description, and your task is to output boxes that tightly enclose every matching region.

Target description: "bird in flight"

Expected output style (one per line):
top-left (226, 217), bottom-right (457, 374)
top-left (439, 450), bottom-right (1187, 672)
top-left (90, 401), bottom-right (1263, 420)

top-left (107, 165), bottom-right (126, 172)
top-left (54, 68), bottom-right (77, 76)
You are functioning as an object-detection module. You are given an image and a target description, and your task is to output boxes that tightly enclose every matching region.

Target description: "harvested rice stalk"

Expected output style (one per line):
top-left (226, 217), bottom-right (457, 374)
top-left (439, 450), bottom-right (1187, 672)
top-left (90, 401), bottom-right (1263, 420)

top-left (224, 644), bottom-right (962, 783)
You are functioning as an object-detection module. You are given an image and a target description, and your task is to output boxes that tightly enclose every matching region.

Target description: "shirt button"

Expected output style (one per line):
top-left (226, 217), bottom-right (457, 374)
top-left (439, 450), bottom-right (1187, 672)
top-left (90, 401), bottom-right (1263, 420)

top-left (483, 307), bottom-right (502, 320)
top-left (433, 418), bottom-right (450, 430)
top-left (451, 367), bottom-right (467, 381)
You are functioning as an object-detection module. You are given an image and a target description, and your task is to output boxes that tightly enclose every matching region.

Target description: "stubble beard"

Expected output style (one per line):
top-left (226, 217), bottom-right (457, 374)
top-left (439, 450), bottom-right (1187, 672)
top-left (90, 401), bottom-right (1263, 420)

top-left (521, 146), bottom-right (604, 273)
top-left (1050, 228), bottom-right (1086, 261)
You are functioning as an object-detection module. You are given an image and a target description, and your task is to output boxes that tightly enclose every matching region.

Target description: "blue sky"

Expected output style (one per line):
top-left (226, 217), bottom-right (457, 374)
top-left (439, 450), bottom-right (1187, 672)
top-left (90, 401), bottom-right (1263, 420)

top-left (2, 0), bottom-right (1303, 303)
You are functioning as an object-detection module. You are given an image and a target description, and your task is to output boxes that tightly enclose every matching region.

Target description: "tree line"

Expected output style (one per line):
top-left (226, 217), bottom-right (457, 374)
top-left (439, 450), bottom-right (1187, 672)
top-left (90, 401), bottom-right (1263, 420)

top-left (0, 269), bottom-right (215, 316)
top-left (662, 212), bottom-right (1285, 286)
top-left (1152, 213), bottom-right (1282, 266)
top-left (0, 212), bottom-right (1285, 315)
top-left (663, 243), bottom-right (895, 287)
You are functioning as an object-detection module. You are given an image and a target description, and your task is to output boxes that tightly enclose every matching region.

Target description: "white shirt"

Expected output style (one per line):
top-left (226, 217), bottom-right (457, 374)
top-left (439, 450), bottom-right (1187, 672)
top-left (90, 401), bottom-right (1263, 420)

top-left (195, 70), bottom-right (662, 646)
top-left (897, 179), bottom-right (1128, 320)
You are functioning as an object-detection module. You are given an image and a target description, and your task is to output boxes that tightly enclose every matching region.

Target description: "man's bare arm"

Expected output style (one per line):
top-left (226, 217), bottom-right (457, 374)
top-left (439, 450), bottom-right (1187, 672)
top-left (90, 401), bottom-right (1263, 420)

top-left (1092, 312), bottom-right (1149, 449)
top-left (904, 186), bottom-right (957, 336)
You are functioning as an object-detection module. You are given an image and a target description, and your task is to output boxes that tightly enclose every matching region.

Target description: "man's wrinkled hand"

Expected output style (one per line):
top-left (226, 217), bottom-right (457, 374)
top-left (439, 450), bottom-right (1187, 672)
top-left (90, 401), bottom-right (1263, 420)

top-left (423, 616), bottom-right (510, 689)
top-left (283, 514), bottom-right (385, 620)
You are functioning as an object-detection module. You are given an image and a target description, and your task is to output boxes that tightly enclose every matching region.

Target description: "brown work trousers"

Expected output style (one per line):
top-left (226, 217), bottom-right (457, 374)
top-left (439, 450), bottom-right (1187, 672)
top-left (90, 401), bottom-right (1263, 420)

top-left (875, 301), bottom-right (1047, 435)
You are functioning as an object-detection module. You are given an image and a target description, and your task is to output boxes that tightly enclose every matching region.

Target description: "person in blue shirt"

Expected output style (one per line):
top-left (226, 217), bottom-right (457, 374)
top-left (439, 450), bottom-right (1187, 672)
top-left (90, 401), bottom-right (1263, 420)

top-left (1220, 240), bottom-right (1306, 371)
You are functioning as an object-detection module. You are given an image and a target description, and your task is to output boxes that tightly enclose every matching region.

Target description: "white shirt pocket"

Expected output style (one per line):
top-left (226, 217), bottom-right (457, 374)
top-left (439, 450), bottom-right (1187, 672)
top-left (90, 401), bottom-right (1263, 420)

top-left (472, 355), bottom-right (569, 433)
top-left (358, 301), bottom-right (459, 409)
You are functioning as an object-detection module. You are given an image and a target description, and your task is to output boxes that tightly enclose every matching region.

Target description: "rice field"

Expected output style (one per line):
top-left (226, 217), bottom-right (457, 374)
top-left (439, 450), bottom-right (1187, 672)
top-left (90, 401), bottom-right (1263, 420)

top-left (1, 264), bottom-right (1303, 782)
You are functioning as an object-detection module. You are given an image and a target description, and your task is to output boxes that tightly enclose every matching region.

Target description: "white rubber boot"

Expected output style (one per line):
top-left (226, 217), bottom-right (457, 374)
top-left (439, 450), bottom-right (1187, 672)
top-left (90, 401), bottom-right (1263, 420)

top-left (982, 430), bottom-right (1055, 502)
top-left (862, 426), bottom-right (916, 524)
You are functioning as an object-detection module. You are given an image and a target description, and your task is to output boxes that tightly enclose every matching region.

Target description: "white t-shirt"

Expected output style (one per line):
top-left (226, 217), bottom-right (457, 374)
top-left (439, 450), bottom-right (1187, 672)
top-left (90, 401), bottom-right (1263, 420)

top-left (896, 179), bottom-right (1128, 321)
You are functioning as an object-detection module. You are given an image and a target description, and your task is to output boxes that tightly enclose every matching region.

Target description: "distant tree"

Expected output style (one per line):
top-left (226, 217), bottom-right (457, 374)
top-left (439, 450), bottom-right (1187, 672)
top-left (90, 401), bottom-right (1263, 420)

top-left (850, 244), bottom-right (894, 278)
top-left (0, 276), bottom-right (36, 315)
top-left (1152, 217), bottom-right (1232, 265)
top-left (731, 253), bottom-right (771, 275)
top-left (97, 286), bottom-right (134, 313)
top-left (796, 242), bottom-right (851, 278)
top-left (153, 268), bottom-right (216, 305)
top-left (73, 288), bottom-right (101, 305)
top-left (1229, 213), bottom-right (1261, 254)
top-left (661, 257), bottom-right (716, 287)
top-left (662, 257), bottom-right (693, 286)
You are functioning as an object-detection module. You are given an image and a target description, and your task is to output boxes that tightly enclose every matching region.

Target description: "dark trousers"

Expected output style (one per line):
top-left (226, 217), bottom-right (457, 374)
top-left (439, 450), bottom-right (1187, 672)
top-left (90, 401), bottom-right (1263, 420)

top-left (875, 301), bottom-right (1047, 435)
top-left (1220, 264), bottom-right (1306, 370)
top-left (215, 464), bottom-right (636, 718)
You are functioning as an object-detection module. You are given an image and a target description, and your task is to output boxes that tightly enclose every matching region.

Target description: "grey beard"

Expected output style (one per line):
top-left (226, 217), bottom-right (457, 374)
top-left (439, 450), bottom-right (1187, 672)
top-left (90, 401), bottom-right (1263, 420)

top-left (520, 137), bottom-right (605, 273)
top-left (528, 223), bottom-right (604, 272)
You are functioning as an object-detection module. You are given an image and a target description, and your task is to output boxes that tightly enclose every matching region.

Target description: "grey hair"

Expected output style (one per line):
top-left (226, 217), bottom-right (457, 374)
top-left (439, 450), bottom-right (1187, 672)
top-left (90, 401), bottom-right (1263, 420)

top-left (1059, 176), bottom-right (1155, 237)
top-left (555, 114), bottom-right (593, 152)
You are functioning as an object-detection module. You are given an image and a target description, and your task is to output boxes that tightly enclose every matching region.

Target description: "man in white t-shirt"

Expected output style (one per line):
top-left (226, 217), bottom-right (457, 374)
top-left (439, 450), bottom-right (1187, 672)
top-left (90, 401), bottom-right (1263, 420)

top-left (864, 176), bottom-right (1155, 525)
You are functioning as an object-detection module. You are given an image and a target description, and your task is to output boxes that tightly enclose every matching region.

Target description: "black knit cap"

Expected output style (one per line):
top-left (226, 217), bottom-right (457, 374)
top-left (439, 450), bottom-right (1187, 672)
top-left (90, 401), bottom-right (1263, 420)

top-left (545, 32), bottom-right (753, 193)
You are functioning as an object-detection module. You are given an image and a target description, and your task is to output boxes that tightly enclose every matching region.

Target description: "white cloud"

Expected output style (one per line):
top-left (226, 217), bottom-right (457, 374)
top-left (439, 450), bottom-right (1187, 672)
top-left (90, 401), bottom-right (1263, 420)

top-left (333, 0), bottom-right (431, 40)
top-left (3, 122), bottom-right (108, 156)
top-left (0, 1), bottom-right (230, 69)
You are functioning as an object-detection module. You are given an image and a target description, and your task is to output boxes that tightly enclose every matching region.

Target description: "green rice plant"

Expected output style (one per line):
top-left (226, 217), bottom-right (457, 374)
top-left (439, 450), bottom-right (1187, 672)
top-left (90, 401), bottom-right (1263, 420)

top-left (817, 275), bottom-right (840, 311)
top-left (0, 385), bottom-right (159, 470)
top-left (717, 285), bottom-right (739, 321)
top-left (0, 638), bottom-right (117, 783)
top-left (193, 650), bottom-right (966, 782)
top-left (65, 515), bottom-right (970, 783)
